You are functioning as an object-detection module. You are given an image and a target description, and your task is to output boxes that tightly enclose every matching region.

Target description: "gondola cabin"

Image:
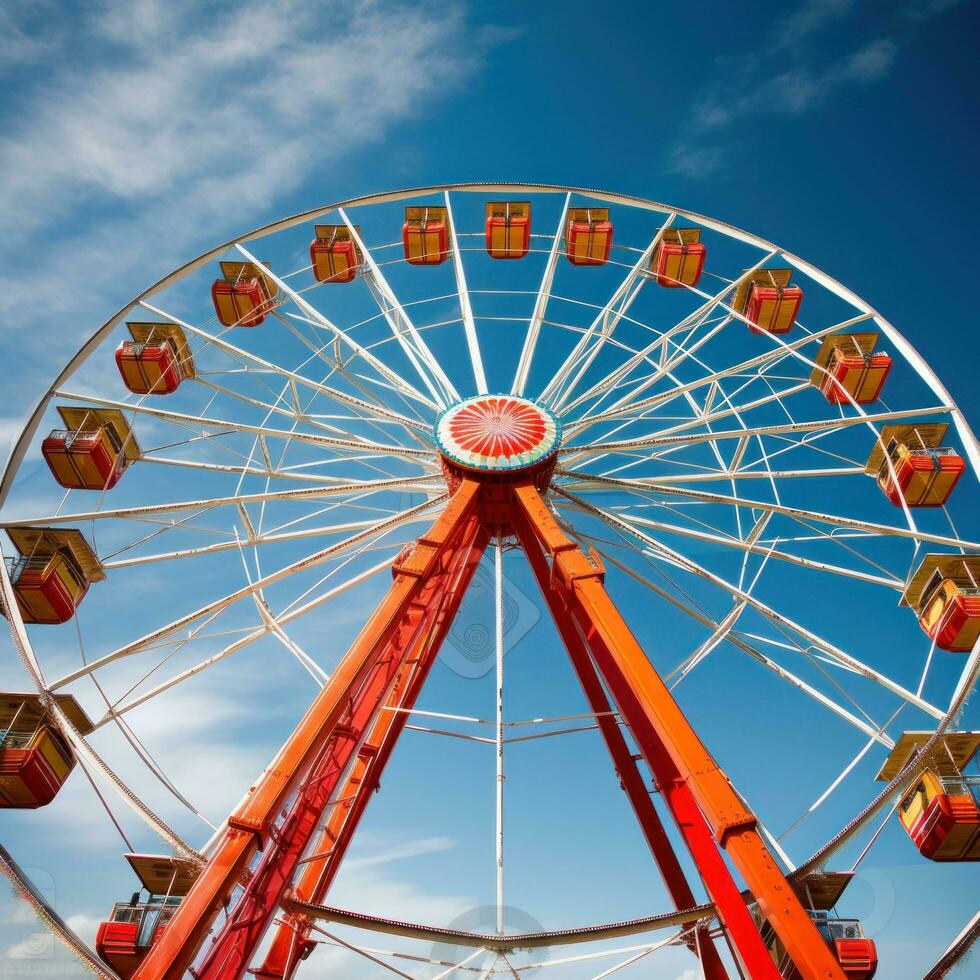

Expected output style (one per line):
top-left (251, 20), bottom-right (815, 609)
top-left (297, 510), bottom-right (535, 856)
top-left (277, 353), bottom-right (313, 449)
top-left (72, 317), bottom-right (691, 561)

top-left (734, 268), bottom-right (802, 334)
top-left (486, 202), bottom-right (531, 259)
top-left (878, 732), bottom-right (980, 861)
top-left (115, 322), bottom-right (194, 395)
top-left (758, 872), bottom-right (877, 979)
top-left (42, 407), bottom-right (139, 491)
top-left (866, 422), bottom-right (965, 508)
top-left (211, 261), bottom-right (277, 327)
top-left (902, 554), bottom-right (980, 652)
top-left (310, 224), bottom-right (361, 283)
top-left (0, 693), bottom-right (92, 808)
top-left (403, 206), bottom-right (449, 265)
top-left (96, 854), bottom-right (200, 979)
top-left (811, 334), bottom-right (892, 404)
top-left (2, 527), bottom-right (104, 625)
top-left (565, 208), bottom-right (613, 266)
top-left (650, 228), bottom-right (706, 288)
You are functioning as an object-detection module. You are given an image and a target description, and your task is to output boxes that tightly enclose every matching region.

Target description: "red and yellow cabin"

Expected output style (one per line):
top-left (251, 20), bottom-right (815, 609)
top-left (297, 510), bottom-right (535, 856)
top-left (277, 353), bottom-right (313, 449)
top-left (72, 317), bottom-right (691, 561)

top-left (2, 527), bottom-right (104, 625)
top-left (116, 322), bottom-right (194, 395)
top-left (877, 444), bottom-right (965, 508)
top-left (96, 854), bottom-right (200, 979)
top-left (734, 268), bottom-right (802, 334)
top-left (867, 423), bottom-right (965, 508)
top-left (902, 554), bottom-right (980, 653)
top-left (757, 874), bottom-right (880, 979)
top-left (878, 732), bottom-right (980, 862)
top-left (811, 334), bottom-right (892, 404)
top-left (403, 206), bottom-right (449, 265)
top-left (0, 693), bottom-right (92, 808)
top-left (310, 224), bottom-right (361, 283)
top-left (565, 208), bottom-right (613, 266)
top-left (42, 407), bottom-right (138, 492)
top-left (650, 228), bottom-right (706, 288)
top-left (211, 261), bottom-right (277, 327)
top-left (486, 202), bottom-right (531, 259)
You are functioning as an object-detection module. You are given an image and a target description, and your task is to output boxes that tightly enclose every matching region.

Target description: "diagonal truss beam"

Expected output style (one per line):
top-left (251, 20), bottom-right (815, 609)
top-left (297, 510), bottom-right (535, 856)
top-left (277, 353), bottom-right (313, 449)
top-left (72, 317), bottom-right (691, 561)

top-left (518, 514), bottom-right (729, 979)
top-left (131, 481), bottom-right (482, 980)
top-left (125, 477), bottom-right (856, 980)
top-left (511, 483), bottom-right (843, 980)
top-left (193, 511), bottom-right (488, 980)
top-left (254, 520), bottom-right (489, 980)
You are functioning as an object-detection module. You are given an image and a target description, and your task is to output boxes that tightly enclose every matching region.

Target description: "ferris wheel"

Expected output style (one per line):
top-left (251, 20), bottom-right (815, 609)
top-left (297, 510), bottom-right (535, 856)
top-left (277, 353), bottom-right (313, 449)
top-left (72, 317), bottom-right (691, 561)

top-left (0, 183), bottom-right (978, 980)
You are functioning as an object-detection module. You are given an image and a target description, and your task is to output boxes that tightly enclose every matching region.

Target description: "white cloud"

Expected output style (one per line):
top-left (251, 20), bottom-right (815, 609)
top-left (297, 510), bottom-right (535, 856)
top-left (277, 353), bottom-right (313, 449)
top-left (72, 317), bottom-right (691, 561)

top-left (344, 835), bottom-right (457, 870)
top-left (64, 913), bottom-right (103, 948)
top-left (0, 0), bottom-right (495, 416)
top-left (0, 0), bottom-right (477, 235)
top-left (666, 2), bottom-right (902, 177)
top-left (904, 0), bottom-right (966, 18)
top-left (772, 0), bottom-right (855, 52)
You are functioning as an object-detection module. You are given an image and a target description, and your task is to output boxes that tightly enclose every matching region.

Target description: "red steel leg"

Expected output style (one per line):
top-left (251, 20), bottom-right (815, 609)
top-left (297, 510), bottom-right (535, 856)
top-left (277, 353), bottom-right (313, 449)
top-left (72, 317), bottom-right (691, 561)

top-left (515, 507), bottom-right (730, 979)
top-left (513, 483), bottom-right (843, 980)
top-left (133, 482), bottom-right (481, 980)
top-left (253, 523), bottom-right (489, 980)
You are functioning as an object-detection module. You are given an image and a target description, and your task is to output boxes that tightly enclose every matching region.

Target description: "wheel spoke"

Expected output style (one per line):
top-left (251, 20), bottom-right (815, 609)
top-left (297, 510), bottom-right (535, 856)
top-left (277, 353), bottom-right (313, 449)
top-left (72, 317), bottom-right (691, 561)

top-left (334, 214), bottom-right (460, 407)
top-left (560, 488), bottom-right (944, 719)
top-left (559, 469), bottom-right (980, 551)
top-left (541, 215), bottom-right (674, 409)
top-left (512, 193), bottom-right (570, 395)
top-left (48, 498), bottom-right (445, 691)
top-left (445, 191), bottom-right (488, 394)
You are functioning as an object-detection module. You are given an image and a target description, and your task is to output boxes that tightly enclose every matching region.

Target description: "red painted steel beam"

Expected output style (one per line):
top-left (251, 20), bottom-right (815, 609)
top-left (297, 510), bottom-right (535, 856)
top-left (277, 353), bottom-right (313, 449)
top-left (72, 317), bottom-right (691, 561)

top-left (132, 482), bottom-right (481, 980)
top-left (193, 519), bottom-right (480, 979)
top-left (253, 523), bottom-right (489, 980)
top-left (513, 483), bottom-right (844, 980)
top-left (515, 508), bottom-right (730, 980)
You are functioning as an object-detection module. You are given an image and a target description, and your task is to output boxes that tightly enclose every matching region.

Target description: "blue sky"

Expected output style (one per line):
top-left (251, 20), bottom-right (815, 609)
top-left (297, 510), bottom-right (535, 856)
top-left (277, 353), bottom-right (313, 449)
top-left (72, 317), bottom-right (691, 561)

top-left (0, 1), bottom-right (978, 977)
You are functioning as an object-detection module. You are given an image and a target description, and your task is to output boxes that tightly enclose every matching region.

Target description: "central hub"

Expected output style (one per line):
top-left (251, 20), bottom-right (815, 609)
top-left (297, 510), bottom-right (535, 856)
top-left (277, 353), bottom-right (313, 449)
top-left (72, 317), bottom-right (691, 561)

top-left (434, 395), bottom-right (561, 489)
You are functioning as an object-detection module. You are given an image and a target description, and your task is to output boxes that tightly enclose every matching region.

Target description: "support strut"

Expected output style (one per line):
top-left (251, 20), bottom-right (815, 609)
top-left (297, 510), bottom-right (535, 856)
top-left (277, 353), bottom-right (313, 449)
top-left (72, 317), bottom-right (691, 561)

top-left (517, 507), bottom-right (730, 979)
top-left (512, 482), bottom-right (844, 980)
top-left (253, 522), bottom-right (488, 980)
top-left (127, 473), bottom-right (845, 980)
top-left (132, 481), bottom-right (482, 980)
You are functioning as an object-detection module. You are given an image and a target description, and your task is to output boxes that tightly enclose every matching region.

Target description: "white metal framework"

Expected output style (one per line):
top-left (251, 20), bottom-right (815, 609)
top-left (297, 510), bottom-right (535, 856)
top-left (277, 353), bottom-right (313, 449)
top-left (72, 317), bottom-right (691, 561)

top-left (0, 184), bottom-right (977, 979)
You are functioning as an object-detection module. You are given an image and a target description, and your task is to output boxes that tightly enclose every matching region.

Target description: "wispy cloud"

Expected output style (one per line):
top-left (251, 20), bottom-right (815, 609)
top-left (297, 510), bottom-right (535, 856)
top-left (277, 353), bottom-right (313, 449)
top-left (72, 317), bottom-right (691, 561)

top-left (665, 0), bottom-right (956, 178)
top-left (0, 0), bottom-right (482, 235)
top-left (0, 0), bottom-right (497, 457)
top-left (904, 0), bottom-right (966, 19)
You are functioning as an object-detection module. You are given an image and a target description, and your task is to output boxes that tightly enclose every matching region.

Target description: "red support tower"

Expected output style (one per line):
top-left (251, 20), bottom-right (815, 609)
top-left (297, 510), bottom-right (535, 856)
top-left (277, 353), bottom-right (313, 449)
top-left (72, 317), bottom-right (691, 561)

top-left (131, 395), bottom-right (846, 980)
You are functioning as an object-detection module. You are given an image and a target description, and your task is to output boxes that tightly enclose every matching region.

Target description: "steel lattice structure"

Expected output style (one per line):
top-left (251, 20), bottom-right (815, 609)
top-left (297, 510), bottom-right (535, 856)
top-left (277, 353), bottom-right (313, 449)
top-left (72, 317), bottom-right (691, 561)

top-left (0, 183), bottom-right (977, 979)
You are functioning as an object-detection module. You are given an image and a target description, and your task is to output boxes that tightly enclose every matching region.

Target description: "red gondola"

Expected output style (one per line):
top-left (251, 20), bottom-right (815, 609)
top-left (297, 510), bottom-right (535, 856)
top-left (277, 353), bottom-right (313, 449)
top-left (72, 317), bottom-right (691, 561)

top-left (96, 855), bottom-right (200, 979)
top-left (41, 408), bottom-right (138, 492)
top-left (486, 202), bottom-right (531, 259)
top-left (310, 224), bottom-right (361, 283)
top-left (403, 206), bottom-right (449, 265)
top-left (650, 228), bottom-right (705, 287)
top-left (879, 733), bottom-right (980, 862)
top-left (0, 694), bottom-right (93, 808)
top-left (115, 322), bottom-right (193, 395)
top-left (565, 207), bottom-right (613, 266)
top-left (211, 261), bottom-right (276, 326)
top-left (2, 528), bottom-right (104, 625)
